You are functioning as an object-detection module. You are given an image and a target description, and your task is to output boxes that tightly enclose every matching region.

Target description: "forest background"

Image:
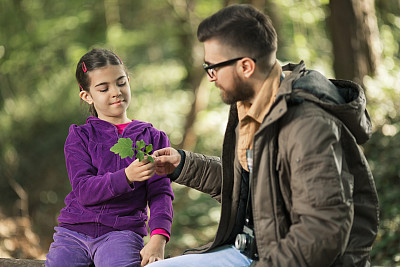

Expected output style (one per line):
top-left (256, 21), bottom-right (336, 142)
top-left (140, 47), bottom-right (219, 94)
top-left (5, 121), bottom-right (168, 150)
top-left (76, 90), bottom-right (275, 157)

top-left (0, 0), bottom-right (399, 265)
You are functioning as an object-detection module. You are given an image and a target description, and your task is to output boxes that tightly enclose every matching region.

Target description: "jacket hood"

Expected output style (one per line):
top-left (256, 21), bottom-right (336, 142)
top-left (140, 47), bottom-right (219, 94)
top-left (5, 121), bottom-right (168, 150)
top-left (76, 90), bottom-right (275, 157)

top-left (278, 61), bottom-right (372, 144)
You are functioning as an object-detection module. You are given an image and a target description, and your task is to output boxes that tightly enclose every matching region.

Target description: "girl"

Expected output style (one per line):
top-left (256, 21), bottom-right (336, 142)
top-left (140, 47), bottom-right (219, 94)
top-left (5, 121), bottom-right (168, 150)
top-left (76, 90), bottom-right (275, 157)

top-left (46, 48), bottom-right (174, 267)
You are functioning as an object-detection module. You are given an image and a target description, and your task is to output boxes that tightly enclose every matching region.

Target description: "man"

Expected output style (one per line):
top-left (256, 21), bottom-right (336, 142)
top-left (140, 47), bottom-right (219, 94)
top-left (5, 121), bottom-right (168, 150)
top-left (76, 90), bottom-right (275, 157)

top-left (150, 4), bottom-right (379, 267)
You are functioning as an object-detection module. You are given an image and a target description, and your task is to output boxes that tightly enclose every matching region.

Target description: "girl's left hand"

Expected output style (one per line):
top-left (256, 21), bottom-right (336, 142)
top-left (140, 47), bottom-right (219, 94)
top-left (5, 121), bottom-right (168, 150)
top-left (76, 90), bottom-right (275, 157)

top-left (140, 234), bottom-right (167, 266)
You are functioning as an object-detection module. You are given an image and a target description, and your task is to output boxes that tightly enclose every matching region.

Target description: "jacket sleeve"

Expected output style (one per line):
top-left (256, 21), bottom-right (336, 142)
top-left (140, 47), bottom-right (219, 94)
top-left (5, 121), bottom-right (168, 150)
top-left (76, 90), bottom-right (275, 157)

top-left (174, 150), bottom-right (223, 202)
top-left (147, 130), bottom-right (174, 234)
top-left (64, 125), bottom-right (133, 206)
top-left (264, 108), bottom-right (354, 266)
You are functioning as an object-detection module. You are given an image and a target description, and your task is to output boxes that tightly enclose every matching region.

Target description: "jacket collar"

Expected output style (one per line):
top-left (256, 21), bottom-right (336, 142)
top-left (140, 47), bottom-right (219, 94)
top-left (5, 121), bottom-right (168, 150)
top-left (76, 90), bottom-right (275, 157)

top-left (276, 60), bottom-right (306, 99)
top-left (85, 116), bottom-right (153, 137)
top-left (253, 61), bottom-right (307, 133)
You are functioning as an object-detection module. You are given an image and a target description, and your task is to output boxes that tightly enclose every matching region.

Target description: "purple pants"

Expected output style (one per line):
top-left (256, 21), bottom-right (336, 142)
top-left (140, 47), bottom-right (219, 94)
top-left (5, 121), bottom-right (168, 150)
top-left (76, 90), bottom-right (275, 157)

top-left (45, 227), bottom-right (144, 267)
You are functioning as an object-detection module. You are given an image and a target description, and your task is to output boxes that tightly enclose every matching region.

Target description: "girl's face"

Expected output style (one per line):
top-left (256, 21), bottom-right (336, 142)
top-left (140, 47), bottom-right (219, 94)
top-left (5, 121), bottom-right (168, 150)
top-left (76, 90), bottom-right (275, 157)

top-left (80, 64), bottom-right (131, 124)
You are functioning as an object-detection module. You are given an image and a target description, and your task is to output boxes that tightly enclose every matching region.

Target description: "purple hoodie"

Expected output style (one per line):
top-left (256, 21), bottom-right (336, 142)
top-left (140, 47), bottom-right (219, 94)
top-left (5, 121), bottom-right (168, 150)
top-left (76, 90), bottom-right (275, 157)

top-left (58, 116), bottom-right (174, 238)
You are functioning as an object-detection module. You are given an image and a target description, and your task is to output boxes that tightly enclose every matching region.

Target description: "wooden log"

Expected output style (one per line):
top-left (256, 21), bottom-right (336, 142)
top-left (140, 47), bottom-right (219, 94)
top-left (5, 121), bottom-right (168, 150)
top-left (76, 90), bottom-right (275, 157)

top-left (0, 258), bottom-right (45, 267)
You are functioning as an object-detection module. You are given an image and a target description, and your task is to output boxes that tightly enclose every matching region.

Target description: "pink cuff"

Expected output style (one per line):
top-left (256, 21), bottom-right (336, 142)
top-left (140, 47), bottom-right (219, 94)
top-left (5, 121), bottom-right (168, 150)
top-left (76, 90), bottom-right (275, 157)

top-left (151, 229), bottom-right (170, 242)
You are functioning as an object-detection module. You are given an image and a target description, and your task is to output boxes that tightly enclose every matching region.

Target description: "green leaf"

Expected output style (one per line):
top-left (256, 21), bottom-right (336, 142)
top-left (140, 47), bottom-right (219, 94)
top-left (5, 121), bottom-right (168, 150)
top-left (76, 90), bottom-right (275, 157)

top-left (110, 138), bottom-right (134, 159)
top-left (111, 138), bottom-right (154, 162)
top-left (145, 144), bottom-right (153, 154)
top-left (136, 140), bottom-right (145, 150)
top-left (136, 150), bottom-right (145, 161)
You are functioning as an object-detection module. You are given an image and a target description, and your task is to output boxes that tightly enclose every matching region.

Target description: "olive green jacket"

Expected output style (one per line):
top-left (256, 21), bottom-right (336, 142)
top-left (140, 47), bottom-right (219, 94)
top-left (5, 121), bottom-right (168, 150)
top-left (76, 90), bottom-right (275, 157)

top-left (174, 61), bottom-right (379, 266)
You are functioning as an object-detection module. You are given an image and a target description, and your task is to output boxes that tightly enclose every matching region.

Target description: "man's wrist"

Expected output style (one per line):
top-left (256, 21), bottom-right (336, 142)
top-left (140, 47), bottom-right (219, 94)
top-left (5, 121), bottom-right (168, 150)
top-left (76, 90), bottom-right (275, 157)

top-left (168, 149), bottom-right (185, 181)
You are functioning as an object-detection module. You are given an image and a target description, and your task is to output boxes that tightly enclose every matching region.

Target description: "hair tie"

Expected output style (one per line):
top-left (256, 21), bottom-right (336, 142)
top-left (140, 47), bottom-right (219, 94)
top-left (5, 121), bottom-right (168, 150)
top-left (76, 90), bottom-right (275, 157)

top-left (82, 61), bottom-right (87, 73)
top-left (117, 56), bottom-right (123, 65)
top-left (79, 83), bottom-right (84, 91)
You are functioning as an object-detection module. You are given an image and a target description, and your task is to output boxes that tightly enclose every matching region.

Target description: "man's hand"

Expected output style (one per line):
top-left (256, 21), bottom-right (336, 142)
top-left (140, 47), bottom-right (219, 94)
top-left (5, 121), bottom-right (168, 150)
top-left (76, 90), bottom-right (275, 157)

top-left (140, 234), bottom-right (167, 266)
top-left (125, 157), bottom-right (156, 184)
top-left (153, 147), bottom-right (181, 176)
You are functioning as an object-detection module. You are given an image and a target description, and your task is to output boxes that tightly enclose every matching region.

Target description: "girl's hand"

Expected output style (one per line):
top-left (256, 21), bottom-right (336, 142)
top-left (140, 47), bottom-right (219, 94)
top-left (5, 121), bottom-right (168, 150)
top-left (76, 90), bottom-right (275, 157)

top-left (140, 234), bottom-right (167, 266)
top-left (125, 157), bottom-right (156, 184)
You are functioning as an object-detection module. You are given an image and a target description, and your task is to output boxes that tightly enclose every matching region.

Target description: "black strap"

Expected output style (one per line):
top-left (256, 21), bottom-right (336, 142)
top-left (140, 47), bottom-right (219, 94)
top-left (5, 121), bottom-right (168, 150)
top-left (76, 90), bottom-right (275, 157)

top-left (244, 149), bottom-right (254, 227)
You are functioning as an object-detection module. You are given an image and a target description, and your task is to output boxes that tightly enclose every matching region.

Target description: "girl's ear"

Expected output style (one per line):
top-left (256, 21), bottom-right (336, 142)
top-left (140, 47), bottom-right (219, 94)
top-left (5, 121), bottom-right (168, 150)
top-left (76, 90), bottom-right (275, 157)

top-left (79, 90), bottom-right (93, 105)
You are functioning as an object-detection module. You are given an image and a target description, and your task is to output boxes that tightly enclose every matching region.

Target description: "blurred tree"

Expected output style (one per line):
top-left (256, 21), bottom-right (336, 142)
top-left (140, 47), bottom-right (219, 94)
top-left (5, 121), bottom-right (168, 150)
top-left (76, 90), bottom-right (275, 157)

top-left (166, 0), bottom-right (212, 151)
top-left (328, 0), bottom-right (381, 86)
top-left (364, 0), bottom-right (400, 265)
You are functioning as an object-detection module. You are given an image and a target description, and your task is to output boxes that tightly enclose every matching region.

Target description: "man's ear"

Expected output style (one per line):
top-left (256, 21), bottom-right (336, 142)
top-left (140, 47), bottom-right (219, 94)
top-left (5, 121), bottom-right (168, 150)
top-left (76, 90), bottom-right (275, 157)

top-left (238, 57), bottom-right (256, 78)
top-left (79, 90), bottom-right (93, 105)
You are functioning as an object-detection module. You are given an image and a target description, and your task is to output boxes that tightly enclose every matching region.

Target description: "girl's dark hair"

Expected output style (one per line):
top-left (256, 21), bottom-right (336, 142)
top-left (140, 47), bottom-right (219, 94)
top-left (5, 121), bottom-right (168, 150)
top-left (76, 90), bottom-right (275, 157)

top-left (76, 48), bottom-right (126, 117)
top-left (197, 4), bottom-right (277, 69)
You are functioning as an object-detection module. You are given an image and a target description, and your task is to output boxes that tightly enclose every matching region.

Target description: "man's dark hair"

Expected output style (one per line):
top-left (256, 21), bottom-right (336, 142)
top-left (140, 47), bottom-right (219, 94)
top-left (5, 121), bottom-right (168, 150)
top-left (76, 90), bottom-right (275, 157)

top-left (197, 4), bottom-right (277, 67)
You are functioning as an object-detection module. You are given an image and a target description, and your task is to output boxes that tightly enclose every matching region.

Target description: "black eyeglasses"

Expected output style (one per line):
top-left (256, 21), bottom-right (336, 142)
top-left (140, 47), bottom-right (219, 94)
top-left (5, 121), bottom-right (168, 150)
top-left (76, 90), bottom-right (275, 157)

top-left (203, 57), bottom-right (257, 79)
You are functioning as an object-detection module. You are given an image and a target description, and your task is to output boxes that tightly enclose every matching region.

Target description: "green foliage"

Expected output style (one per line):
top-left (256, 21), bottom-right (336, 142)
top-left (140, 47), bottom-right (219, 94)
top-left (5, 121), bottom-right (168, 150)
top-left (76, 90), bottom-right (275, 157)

top-left (274, 0), bottom-right (334, 76)
top-left (110, 138), bottom-right (154, 162)
top-left (110, 138), bottom-right (135, 159)
top-left (363, 1), bottom-right (400, 265)
top-left (364, 129), bottom-right (400, 266)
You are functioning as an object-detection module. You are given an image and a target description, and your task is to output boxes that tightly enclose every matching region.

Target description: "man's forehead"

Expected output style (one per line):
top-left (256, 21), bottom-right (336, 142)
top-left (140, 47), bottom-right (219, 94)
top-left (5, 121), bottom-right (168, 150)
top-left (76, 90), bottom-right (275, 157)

top-left (204, 39), bottom-right (235, 61)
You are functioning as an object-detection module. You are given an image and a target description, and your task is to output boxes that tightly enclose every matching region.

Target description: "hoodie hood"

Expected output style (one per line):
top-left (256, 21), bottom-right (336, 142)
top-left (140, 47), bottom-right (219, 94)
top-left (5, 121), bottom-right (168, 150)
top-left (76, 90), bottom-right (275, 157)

top-left (278, 61), bottom-right (372, 144)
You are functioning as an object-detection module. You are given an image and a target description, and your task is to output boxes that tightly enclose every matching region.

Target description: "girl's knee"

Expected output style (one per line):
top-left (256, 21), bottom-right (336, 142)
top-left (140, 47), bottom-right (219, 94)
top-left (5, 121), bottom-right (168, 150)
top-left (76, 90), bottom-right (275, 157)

top-left (46, 246), bottom-right (91, 267)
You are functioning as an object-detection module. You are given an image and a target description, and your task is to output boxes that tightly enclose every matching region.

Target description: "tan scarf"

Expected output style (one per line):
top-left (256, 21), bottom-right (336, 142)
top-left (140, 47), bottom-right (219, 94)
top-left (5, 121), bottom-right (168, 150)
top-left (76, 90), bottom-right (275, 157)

top-left (237, 61), bottom-right (282, 171)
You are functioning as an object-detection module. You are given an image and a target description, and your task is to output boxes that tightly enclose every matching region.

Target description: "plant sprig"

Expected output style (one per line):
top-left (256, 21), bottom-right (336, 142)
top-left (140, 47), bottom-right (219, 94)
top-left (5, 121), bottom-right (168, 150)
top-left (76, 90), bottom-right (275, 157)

top-left (110, 138), bottom-right (154, 162)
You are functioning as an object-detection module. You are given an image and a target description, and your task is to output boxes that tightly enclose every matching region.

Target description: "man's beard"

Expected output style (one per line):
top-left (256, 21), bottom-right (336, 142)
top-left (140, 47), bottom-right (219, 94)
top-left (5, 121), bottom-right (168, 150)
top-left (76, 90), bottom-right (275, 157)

top-left (219, 72), bottom-right (254, 105)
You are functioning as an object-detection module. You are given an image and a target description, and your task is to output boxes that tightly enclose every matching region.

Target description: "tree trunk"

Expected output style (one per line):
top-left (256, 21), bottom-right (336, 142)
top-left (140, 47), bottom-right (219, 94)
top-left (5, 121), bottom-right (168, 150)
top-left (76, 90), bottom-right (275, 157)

top-left (224, 0), bottom-right (266, 10)
top-left (328, 0), bottom-right (381, 86)
top-left (104, 0), bottom-right (120, 26)
top-left (0, 258), bottom-right (45, 267)
top-left (167, 0), bottom-right (209, 150)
